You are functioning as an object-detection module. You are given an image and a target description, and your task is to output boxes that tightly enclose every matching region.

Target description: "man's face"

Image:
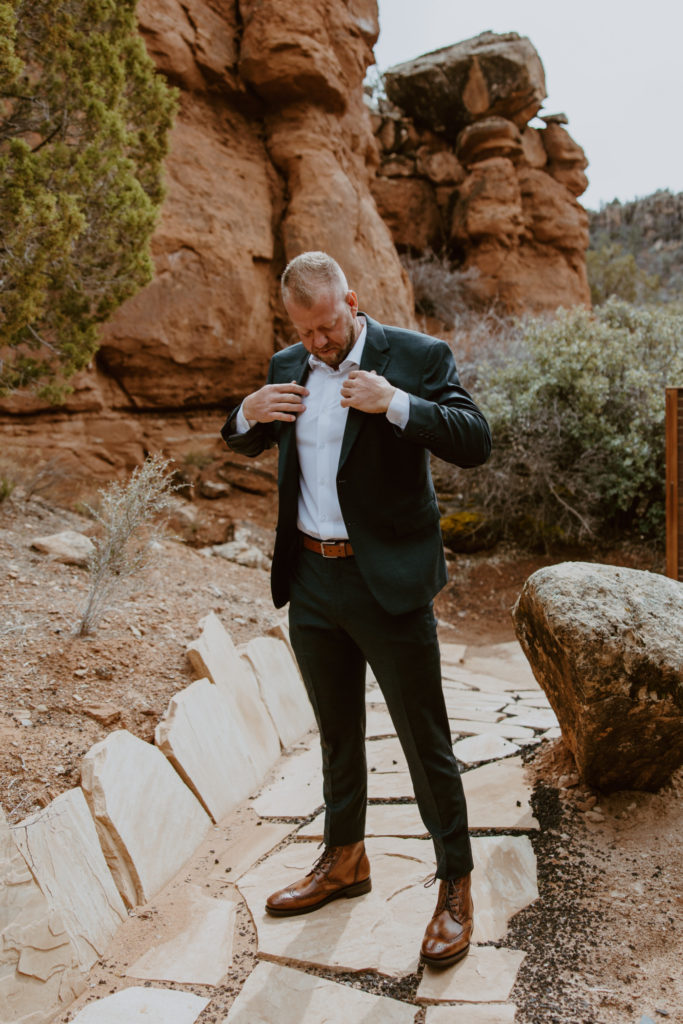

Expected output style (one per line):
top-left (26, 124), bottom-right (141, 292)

top-left (285, 288), bottom-right (359, 369)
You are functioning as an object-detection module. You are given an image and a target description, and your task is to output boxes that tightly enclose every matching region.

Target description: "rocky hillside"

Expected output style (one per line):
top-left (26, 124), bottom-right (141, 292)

top-left (371, 32), bottom-right (591, 313)
top-left (0, 6), bottom-right (592, 477)
top-left (589, 190), bottom-right (683, 300)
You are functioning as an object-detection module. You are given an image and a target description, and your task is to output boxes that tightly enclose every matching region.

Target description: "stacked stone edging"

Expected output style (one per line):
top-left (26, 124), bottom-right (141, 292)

top-left (0, 612), bottom-right (312, 1023)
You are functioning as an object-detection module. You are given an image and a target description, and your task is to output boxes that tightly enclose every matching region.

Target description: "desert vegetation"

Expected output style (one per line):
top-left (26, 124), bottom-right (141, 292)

top-left (0, 0), bottom-right (177, 399)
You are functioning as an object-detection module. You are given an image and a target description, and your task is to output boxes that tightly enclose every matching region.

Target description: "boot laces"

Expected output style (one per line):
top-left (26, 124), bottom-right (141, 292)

top-left (310, 845), bottom-right (338, 877)
top-left (424, 874), bottom-right (467, 919)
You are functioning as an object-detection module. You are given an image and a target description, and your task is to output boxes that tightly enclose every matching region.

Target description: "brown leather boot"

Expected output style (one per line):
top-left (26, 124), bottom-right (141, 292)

top-left (420, 873), bottom-right (474, 968)
top-left (265, 842), bottom-right (371, 917)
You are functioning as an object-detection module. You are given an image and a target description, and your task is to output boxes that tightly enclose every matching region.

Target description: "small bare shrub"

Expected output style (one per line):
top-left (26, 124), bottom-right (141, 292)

top-left (401, 252), bottom-right (480, 328)
top-left (75, 454), bottom-right (175, 636)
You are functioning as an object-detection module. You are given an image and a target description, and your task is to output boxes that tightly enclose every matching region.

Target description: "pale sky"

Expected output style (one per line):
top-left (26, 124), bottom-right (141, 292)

top-left (374, 0), bottom-right (683, 210)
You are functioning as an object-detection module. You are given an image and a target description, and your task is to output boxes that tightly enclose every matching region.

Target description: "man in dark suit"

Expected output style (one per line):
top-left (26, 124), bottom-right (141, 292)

top-left (221, 252), bottom-right (491, 968)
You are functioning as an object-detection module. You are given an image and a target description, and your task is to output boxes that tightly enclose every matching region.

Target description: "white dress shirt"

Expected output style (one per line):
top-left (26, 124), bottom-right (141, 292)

top-left (235, 317), bottom-right (410, 540)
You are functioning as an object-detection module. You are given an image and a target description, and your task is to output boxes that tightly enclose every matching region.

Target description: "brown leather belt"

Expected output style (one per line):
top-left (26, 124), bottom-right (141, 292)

top-left (300, 533), bottom-right (354, 558)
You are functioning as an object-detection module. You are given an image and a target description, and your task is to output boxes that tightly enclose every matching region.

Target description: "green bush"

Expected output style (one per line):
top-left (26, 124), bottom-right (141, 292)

top-left (457, 300), bottom-right (683, 548)
top-left (0, 0), bottom-right (177, 399)
top-left (587, 242), bottom-right (659, 306)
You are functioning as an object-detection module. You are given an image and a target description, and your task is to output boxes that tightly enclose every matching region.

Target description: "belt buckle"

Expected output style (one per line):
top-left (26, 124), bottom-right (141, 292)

top-left (320, 540), bottom-right (338, 558)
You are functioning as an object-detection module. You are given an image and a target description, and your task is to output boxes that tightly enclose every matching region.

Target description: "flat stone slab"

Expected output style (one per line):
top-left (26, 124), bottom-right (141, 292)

top-left (187, 612), bottom-right (281, 779)
top-left (1, 805), bottom-right (84, 1023)
top-left (299, 803), bottom-right (428, 840)
top-left (453, 733), bottom-right (520, 765)
top-left (127, 886), bottom-right (237, 985)
top-left (242, 636), bottom-right (315, 748)
top-left (209, 821), bottom-right (293, 881)
top-left (368, 770), bottom-right (414, 799)
top-left (69, 987), bottom-right (209, 1023)
top-left (367, 737), bottom-right (410, 774)
top-left (155, 677), bottom-right (263, 822)
top-left (366, 705), bottom-right (397, 737)
top-left (222, 961), bottom-right (416, 1022)
top-left (12, 788), bottom-right (126, 970)
top-left (445, 705), bottom-right (504, 724)
top-left (238, 835), bottom-right (537, 976)
top-left (471, 835), bottom-right (538, 940)
top-left (463, 756), bottom-right (539, 830)
top-left (251, 745), bottom-right (323, 818)
top-left (440, 643), bottom-right (468, 664)
top-left (425, 1004), bottom-right (517, 1024)
top-left (417, 945), bottom-right (526, 1002)
top-left (81, 730), bottom-right (211, 907)
top-left (30, 529), bottom-right (94, 566)
top-left (449, 719), bottom-right (537, 743)
top-left (504, 709), bottom-right (559, 730)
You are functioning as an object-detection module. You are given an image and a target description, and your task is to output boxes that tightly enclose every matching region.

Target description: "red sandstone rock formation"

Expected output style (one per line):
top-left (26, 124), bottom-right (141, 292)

top-left (373, 32), bottom-right (591, 313)
top-left (0, 0), bottom-right (413, 473)
top-left (0, 19), bottom-right (592, 475)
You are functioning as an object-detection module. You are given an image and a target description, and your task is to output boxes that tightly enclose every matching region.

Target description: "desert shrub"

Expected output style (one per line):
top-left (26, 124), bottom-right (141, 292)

top-left (449, 300), bottom-right (683, 549)
top-left (587, 242), bottom-right (660, 306)
top-left (0, 477), bottom-right (15, 501)
top-left (401, 252), bottom-right (480, 328)
top-left (0, 0), bottom-right (177, 399)
top-left (76, 454), bottom-right (175, 636)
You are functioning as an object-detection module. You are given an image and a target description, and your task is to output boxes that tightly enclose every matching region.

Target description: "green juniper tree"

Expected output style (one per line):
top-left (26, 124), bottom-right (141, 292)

top-left (0, 0), bottom-right (177, 399)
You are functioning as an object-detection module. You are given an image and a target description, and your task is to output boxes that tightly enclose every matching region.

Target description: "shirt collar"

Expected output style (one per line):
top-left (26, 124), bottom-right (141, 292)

top-left (308, 316), bottom-right (367, 374)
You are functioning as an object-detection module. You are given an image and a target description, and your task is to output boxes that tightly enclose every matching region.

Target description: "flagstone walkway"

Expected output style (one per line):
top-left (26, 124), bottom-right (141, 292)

top-left (58, 638), bottom-right (558, 1024)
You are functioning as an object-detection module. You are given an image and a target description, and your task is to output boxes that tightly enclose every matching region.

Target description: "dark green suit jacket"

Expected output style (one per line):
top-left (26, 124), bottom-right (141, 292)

top-left (221, 314), bottom-right (491, 615)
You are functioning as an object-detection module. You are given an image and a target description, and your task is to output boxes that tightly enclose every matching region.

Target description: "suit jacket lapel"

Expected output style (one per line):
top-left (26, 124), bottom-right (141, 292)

top-left (277, 347), bottom-right (310, 488)
top-left (339, 314), bottom-right (390, 470)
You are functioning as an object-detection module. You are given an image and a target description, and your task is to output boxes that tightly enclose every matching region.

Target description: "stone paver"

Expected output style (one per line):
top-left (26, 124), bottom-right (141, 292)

top-left (155, 678), bottom-right (264, 822)
top-left (127, 886), bottom-right (237, 985)
top-left (209, 820), bottom-right (293, 881)
top-left (504, 708), bottom-right (559, 730)
top-left (69, 987), bottom-right (209, 1023)
top-left (425, 1004), bottom-right (517, 1024)
top-left (463, 755), bottom-right (539, 830)
top-left (222, 961), bottom-right (416, 1022)
top-left (241, 636), bottom-right (315, 747)
top-left (250, 745), bottom-right (322, 818)
top-left (449, 719), bottom-right (537, 742)
top-left (237, 835), bottom-right (537, 975)
top-left (1, 805), bottom-right (85, 1023)
top-left (12, 788), bottom-right (126, 971)
top-left (453, 733), bottom-right (520, 764)
top-left (81, 730), bottom-right (211, 907)
top-left (186, 613), bottom-right (281, 778)
top-left (417, 945), bottom-right (526, 1002)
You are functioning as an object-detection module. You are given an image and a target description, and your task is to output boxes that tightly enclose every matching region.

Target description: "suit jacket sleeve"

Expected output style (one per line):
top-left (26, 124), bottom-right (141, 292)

top-left (398, 338), bottom-right (491, 467)
top-left (220, 360), bottom-right (277, 457)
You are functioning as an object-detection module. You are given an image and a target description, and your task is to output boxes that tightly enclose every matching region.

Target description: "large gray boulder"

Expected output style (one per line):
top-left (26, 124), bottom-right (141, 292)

top-left (384, 31), bottom-right (546, 141)
top-left (512, 562), bottom-right (683, 792)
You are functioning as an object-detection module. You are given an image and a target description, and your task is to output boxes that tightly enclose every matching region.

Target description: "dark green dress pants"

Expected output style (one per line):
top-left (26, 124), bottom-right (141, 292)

top-left (288, 546), bottom-right (474, 880)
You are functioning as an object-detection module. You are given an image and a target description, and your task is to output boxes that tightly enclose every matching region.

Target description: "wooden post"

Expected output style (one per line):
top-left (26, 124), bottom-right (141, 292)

top-left (666, 387), bottom-right (683, 580)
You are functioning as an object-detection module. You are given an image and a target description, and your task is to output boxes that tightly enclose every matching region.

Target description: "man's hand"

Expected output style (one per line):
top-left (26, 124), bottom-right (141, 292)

top-left (242, 381), bottom-right (308, 423)
top-left (340, 370), bottom-right (396, 414)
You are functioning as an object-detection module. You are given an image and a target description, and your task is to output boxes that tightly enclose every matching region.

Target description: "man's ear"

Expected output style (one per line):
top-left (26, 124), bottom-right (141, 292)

top-left (346, 290), bottom-right (358, 315)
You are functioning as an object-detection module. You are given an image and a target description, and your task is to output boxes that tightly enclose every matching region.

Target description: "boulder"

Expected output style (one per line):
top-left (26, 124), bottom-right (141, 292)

top-left (370, 176), bottom-right (443, 251)
top-left (384, 31), bottom-right (546, 140)
top-left (456, 116), bottom-right (523, 167)
top-left (451, 157), bottom-right (523, 246)
top-left (30, 530), bottom-right (94, 567)
top-left (513, 563), bottom-right (683, 792)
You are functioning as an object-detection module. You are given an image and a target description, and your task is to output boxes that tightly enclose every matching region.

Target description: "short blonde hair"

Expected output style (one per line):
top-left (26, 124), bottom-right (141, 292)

top-left (281, 251), bottom-right (349, 307)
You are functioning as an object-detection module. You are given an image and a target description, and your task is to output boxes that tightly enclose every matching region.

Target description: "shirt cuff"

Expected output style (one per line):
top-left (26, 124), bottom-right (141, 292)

top-left (385, 388), bottom-right (410, 431)
top-left (234, 403), bottom-right (256, 434)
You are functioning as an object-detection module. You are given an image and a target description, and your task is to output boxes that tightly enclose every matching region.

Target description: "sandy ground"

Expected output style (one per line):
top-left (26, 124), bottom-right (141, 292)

top-left (1, 483), bottom-right (681, 1024)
